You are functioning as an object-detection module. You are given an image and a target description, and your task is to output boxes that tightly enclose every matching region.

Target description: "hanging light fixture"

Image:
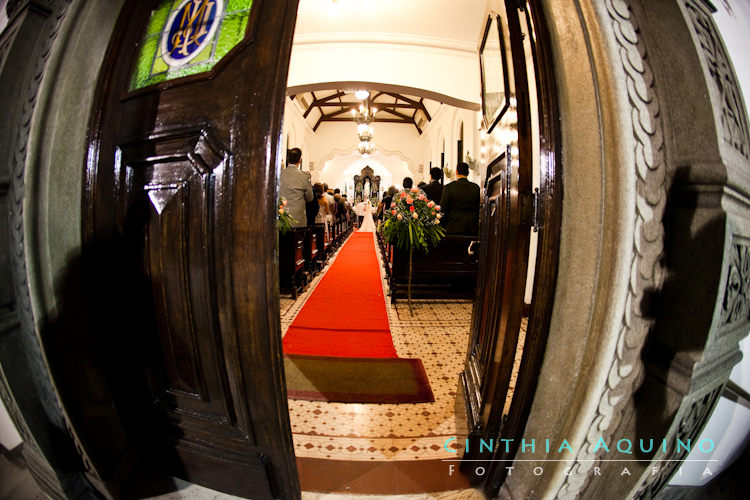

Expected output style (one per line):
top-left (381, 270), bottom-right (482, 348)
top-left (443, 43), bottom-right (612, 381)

top-left (351, 92), bottom-right (377, 156)
top-left (358, 140), bottom-right (375, 155)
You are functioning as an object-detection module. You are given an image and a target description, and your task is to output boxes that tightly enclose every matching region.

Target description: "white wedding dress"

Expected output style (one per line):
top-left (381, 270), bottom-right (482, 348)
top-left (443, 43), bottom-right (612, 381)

top-left (358, 201), bottom-right (377, 232)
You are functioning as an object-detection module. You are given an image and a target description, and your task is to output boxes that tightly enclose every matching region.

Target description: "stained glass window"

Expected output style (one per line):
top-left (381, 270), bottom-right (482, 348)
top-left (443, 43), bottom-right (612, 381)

top-left (130, 0), bottom-right (254, 91)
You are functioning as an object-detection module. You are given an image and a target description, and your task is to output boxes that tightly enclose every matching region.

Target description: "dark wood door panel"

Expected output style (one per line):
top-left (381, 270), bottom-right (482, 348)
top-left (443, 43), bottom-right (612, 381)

top-left (121, 128), bottom-right (245, 442)
top-left (83, 1), bottom-right (300, 497)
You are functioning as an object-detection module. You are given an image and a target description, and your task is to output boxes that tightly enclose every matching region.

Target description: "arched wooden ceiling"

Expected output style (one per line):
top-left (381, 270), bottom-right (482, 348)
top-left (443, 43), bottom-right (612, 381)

top-left (288, 89), bottom-right (443, 134)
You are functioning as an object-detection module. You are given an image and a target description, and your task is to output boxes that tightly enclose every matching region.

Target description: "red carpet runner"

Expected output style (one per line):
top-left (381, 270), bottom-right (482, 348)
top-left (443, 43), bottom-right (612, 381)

top-left (283, 232), bottom-right (398, 358)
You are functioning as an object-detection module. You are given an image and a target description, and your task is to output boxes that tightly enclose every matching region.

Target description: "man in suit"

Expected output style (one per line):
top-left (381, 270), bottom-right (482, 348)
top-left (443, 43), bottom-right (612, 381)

top-left (279, 148), bottom-right (313, 228)
top-left (439, 162), bottom-right (480, 235)
top-left (422, 167), bottom-right (444, 202)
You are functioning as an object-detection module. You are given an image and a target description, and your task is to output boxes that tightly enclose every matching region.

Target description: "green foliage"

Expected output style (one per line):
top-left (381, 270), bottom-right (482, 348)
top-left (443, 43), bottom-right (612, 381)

top-left (278, 197), bottom-right (295, 234)
top-left (379, 188), bottom-right (445, 253)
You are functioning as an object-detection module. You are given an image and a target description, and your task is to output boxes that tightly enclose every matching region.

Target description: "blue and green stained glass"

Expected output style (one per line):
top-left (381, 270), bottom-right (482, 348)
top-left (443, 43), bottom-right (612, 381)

top-left (130, 0), bottom-right (254, 91)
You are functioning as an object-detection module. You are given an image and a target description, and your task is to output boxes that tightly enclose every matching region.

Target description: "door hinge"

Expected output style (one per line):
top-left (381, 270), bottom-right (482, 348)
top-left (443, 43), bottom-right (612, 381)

top-left (521, 188), bottom-right (541, 232)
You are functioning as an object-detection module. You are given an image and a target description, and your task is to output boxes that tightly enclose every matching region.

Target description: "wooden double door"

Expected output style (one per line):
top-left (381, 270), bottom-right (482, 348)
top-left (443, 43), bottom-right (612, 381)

top-left (76, 1), bottom-right (559, 498)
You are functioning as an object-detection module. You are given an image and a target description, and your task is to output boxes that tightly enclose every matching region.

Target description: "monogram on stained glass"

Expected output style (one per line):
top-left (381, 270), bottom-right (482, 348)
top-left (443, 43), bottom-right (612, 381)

top-left (130, 0), bottom-right (254, 91)
top-left (163, 0), bottom-right (222, 66)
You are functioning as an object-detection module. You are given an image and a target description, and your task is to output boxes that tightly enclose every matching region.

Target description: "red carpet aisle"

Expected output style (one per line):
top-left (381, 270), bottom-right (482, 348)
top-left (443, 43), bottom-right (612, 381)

top-left (283, 231), bottom-right (397, 358)
top-left (283, 232), bottom-right (434, 403)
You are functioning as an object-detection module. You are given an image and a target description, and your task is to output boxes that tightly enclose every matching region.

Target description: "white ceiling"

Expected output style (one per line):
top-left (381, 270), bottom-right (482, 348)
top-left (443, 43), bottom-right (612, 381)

top-left (294, 0), bottom-right (487, 47)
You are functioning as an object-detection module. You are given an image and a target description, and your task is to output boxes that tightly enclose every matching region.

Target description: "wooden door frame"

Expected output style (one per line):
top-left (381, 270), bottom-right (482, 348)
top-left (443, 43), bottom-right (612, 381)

top-left (3, 1), bottom-right (749, 499)
top-left (480, 1), bottom-right (562, 494)
top-left (457, 0), bottom-right (563, 495)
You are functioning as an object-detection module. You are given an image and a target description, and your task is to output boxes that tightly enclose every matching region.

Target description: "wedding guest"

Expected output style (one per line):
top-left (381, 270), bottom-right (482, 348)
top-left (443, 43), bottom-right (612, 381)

top-left (306, 183), bottom-right (322, 227)
top-left (422, 167), bottom-right (444, 203)
top-left (313, 183), bottom-right (330, 238)
top-left (279, 148), bottom-right (312, 228)
top-left (440, 162), bottom-right (480, 235)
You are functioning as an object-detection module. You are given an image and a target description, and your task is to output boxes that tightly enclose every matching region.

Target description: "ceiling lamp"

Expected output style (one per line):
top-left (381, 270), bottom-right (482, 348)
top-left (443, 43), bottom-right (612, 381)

top-left (354, 89), bottom-right (370, 100)
top-left (351, 103), bottom-right (377, 125)
top-left (358, 140), bottom-right (375, 155)
top-left (357, 123), bottom-right (373, 142)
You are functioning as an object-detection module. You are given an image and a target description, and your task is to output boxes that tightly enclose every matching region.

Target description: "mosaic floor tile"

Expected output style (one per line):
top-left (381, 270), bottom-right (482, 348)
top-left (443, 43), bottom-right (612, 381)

top-left (284, 233), bottom-right (475, 462)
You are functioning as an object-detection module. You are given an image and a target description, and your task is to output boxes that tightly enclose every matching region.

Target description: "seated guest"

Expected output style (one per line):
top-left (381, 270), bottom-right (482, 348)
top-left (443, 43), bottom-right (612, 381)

top-left (422, 167), bottom-right (444, 202)
top-left (402, 177), bottom-right (413, 190)
top-left (279, 148), bottom-right (313, 227)
top-left (341, 194), bottom-right (352, 222)
top-left (379, 186), bottom-right (398, 221)
top-left (306, 183), bottom-right (322, 227)
top-left (439, 162), bottom-right (480, 235)
top-left (334, 193), bottom-right (346, 219)
top-left (313, 183), bottom-right (330, 238)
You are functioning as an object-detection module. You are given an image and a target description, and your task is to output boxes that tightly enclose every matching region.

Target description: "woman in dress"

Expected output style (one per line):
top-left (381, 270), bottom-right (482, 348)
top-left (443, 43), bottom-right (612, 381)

top-left (358, 199), bottom-right (377, 232)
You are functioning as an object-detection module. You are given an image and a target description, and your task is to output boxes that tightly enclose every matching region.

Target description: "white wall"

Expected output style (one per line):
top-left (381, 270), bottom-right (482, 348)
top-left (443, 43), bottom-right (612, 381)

top-left (289, 0), bottom-right (485, 107)
top-left (669, 0), bottom-right (750, 487)
top-left (289, 38), bottom-right (480, 108)
top-left (0, 3), bottom-right (7, 35)
top-left (419, 104), bottom-right (482, 184)
top-left (0, 397), bottom-right (22, 451)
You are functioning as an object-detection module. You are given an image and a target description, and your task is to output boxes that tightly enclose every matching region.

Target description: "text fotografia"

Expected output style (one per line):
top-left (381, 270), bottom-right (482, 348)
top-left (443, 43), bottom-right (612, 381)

top-left (443, 437), bottom-right (716, 455)
top-left (444, 437), bottom-right (718, 479)
top-left (447, 463), bottom-right (718, 479)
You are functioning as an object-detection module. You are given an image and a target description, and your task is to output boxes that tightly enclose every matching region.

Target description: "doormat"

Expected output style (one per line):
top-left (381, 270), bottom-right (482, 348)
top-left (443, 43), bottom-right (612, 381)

top-left (284, 354), bottom-right (434, 404)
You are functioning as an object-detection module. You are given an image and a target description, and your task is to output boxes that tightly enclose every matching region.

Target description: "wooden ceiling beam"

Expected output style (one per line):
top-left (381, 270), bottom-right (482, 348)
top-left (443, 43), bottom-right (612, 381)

top-left (380, 107), bottom-right (414, 122)
top-left (313, 113), bottom-right (324, 132)
top-left (303, 91), bottom-right (317, 118)
top-left (321, 117), bottom-right (412, 124)
top-left (419, 98), bottom-right (432, 121)
top-left (311, 91), bottom-right (347, 105)
top-left (317, 101), bottom-right (421, 109)
top-left (323, 108), bottom-right (352, 119)
top-left (381, 91), bottom-right (434, 121)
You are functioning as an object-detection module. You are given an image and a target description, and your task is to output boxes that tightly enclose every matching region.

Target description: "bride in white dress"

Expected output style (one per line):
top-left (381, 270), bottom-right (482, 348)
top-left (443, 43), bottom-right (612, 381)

top-left (358, 200), bottom-right (377, 232)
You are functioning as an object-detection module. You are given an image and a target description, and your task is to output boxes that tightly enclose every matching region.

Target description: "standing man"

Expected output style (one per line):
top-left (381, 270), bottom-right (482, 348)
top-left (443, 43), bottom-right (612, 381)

top-left (280, 148), bottom-right (313, 228)
top-left (355, 198), bottom-right (366, 227)
top-left (439, 162), bottom-right (480, 235)
top-left (422, 167), bottom-right (444, 202)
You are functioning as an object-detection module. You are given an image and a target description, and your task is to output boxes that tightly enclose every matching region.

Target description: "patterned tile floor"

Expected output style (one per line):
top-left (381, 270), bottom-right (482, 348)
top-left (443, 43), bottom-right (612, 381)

top-left (281, 232), bottom-right (475, 463)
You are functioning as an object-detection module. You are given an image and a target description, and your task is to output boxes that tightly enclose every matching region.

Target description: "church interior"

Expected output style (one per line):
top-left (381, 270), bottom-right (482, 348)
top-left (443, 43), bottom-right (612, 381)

top-left (1, 0), bottom-right (750, 499)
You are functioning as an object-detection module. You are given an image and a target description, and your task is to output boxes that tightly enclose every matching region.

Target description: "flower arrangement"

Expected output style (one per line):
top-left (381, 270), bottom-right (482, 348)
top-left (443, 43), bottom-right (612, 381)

top-left (380, 187), bottom-right (445, 252)
top-left (278, 197), bottom-right (295, 234)
top-left (380, 186), bottom-right (445, 314)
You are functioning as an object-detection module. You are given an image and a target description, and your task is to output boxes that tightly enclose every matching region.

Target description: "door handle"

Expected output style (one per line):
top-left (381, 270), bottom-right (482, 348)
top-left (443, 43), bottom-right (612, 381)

top-left (468, 240), bottom-right (480, 256)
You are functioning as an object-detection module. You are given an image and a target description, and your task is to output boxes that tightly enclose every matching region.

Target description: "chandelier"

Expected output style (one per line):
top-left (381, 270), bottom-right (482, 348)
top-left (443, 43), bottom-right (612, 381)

top-left (358, 140), bottom-right (375, 155)
top-left (351, 94), bottom-right (377, 156)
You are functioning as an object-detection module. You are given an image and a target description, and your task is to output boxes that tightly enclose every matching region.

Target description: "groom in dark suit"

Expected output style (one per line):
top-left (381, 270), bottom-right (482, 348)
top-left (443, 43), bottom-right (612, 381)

top-left (439, 162), bottom-right (480, 235)
top-left (422, 167), bottom-right (444, 203)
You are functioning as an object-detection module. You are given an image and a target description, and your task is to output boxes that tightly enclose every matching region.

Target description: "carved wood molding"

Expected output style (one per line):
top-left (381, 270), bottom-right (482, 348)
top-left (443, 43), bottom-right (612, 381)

top-left (683, 0), bottom-right (750, 159)
top-left (633, 385), bottom-right (723, 499)
top-left (556, 0), bottom-right (668, 495)
top-left (720, 242), bottom-right (750, 329)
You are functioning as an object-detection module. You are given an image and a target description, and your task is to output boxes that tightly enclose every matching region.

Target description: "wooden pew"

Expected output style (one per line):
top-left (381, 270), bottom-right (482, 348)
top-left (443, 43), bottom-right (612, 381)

top-left (303, 226), bottom-right (320, 274)
top-left (311, 223), bottom-right (330, 265)
top-left (388, 235), bottom-right (479, 301)
top-left (279, 227), bottom-right (307, 298)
